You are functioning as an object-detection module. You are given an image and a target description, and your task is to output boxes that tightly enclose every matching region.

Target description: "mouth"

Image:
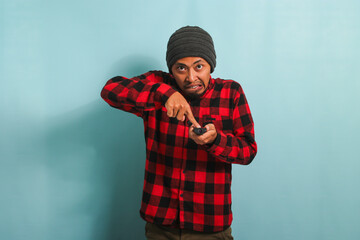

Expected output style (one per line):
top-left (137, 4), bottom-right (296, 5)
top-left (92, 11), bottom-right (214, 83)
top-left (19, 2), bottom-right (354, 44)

top-left (185, 83), bottom-right (203, 91)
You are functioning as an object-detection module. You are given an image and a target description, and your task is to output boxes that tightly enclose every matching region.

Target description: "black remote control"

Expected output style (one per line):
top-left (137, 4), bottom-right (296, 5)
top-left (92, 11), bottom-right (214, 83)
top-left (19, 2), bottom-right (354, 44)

top-left (193, 127), bottom-right (207, 135)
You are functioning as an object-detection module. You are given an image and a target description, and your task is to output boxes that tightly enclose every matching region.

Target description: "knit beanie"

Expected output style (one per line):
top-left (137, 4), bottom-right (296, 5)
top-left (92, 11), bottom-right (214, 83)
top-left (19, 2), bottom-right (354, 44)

top-left (166, 26), bottom-right (216, 73)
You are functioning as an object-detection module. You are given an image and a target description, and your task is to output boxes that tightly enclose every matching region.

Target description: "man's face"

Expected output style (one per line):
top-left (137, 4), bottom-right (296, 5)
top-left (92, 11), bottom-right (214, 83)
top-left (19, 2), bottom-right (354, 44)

top-left (171, 57), bottom-right (211, 99)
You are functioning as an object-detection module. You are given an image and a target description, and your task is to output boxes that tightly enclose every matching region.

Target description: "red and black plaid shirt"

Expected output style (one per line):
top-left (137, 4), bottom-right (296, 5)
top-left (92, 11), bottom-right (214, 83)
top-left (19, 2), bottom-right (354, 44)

top-left (101, 71), bottom-right (257, 232)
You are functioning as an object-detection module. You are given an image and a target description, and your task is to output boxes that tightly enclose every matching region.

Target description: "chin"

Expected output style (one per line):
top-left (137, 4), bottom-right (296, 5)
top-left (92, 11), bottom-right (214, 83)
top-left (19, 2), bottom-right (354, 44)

top-left (186, 92), bottom-right (202, 100)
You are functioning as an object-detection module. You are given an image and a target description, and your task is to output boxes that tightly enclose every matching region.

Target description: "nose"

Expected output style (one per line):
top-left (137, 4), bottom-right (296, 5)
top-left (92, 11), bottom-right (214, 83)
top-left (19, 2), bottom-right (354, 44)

top-left (187, 68), bottom-right (197, 82)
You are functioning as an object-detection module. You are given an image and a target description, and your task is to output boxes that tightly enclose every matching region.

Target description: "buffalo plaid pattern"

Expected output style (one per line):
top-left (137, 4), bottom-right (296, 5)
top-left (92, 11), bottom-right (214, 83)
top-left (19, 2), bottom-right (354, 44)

top-left (101, 71), bottom-right (257, 232)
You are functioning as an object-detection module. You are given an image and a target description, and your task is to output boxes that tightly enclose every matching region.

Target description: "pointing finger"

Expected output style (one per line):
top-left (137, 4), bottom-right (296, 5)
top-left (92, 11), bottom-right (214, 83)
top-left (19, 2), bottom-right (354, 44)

top-left (185, 107), bottom-right (200, 128)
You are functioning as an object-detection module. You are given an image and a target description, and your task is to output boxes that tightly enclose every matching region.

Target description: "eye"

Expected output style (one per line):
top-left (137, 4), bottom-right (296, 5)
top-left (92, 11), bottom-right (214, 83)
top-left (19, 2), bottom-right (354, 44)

top-left (177, 66), bottom-right (186, 71)
top-left (196, 64), bottom-right (203, 70)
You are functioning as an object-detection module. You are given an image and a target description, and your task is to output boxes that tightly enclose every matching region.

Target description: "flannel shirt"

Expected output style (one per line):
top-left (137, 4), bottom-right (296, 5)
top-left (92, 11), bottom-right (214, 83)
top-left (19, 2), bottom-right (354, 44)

top-left (101, 70), bottom-right (257, 232)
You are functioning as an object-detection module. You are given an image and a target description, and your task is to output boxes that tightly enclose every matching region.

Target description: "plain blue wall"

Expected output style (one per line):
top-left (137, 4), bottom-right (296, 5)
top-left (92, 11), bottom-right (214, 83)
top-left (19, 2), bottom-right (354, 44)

top-left (1, 0), bottom-right (359, 239)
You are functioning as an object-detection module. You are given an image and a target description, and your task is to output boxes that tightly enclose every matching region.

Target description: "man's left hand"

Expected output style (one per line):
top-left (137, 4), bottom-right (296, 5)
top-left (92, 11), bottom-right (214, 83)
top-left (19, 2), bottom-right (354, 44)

top-left (189, 124), bottom-right (217, 145)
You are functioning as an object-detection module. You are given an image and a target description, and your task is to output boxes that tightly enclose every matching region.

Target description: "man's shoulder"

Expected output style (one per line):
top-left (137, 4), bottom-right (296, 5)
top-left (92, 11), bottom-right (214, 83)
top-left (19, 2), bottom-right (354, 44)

top-left (147, 70), bottom-right (171, 78)
top-left (212, 77), bottom-right (242, 92)
top-left (136, 70), bottom-right (173, 84)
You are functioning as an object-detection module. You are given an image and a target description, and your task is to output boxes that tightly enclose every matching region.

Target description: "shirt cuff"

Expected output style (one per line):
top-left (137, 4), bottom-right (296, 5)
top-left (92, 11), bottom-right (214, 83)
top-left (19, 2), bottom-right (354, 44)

top-left (157, 84), bottom-right (178, 105)
top-left (205, 132), bottom-right (227, 155)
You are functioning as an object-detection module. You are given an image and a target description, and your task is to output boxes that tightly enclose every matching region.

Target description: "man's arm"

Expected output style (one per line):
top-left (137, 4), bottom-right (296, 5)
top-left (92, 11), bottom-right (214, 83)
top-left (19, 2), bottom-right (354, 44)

top-left (101, 71), bottom-right (201, 127)
top-left (190, 85), bottom-right (257, 165)
top-left (100, 71), bottom-right (177, 117)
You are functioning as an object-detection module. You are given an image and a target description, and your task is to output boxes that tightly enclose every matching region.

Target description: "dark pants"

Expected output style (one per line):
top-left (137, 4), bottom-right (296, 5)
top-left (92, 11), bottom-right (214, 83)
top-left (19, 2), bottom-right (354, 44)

top-left (145, 222), bottom-right (234, 240)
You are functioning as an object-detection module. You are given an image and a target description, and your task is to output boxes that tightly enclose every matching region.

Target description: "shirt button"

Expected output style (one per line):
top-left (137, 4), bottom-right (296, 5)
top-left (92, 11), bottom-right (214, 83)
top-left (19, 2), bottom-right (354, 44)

top-left (180, 194), bottom-right (183, 198)
top-left (183, 170), bottom-right (186, 174)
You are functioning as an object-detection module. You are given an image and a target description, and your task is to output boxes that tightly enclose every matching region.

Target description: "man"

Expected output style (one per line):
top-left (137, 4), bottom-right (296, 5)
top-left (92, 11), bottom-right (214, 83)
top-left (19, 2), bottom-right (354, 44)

top-left (101, 26), bottom-right (257, 240)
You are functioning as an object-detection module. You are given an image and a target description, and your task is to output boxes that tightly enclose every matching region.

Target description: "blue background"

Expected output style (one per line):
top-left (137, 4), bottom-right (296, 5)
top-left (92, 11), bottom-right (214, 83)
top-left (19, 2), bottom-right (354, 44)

top-left (1, 0), bottom-right (359, 239)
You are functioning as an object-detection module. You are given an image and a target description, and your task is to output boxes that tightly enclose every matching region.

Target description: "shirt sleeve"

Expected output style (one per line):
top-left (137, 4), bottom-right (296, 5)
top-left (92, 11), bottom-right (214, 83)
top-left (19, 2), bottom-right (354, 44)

top-left (100, 71), bottom-right (177, 117)
top-left (206, 85), bottom-right (257, 165)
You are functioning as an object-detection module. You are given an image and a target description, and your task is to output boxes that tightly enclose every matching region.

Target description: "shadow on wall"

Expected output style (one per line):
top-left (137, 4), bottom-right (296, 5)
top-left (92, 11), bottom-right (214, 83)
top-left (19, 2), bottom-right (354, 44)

top-left (45, 55), bottom-right (162, 240)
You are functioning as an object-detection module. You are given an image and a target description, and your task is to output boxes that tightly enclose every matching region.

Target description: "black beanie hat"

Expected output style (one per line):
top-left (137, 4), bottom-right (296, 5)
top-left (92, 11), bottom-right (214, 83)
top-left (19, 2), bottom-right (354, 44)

top-left (166, 26), bottom-right (216, 73)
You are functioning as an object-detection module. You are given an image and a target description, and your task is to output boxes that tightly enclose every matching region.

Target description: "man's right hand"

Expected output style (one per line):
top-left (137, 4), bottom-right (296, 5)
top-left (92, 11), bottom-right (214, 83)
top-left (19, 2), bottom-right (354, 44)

top-left (165, 92), bottom-right (201, 128)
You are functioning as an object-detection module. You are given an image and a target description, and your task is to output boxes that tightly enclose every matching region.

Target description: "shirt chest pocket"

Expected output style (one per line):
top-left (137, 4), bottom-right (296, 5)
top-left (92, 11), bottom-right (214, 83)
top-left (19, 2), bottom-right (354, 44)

top-left (201, 115), bottom-right (233, 134)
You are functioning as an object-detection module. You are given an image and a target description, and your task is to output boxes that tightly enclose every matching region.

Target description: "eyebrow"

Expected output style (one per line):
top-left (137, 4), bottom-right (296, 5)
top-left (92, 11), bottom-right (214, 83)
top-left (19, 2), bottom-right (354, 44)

top-left (175, 59), bottom-right (203, 67)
